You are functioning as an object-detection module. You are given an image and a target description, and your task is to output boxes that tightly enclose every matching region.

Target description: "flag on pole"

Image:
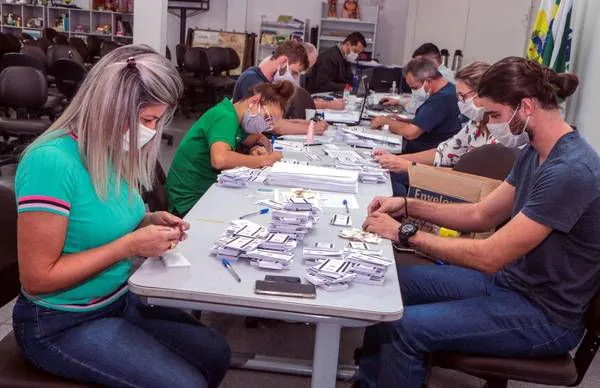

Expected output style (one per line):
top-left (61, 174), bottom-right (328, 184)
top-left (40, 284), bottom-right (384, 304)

top-left (527, 0), bottom-right (575, 72)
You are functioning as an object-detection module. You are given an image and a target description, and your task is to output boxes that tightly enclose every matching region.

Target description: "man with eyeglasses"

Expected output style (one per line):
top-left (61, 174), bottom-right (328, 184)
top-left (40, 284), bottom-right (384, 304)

top-left (370, 57), bottom-right (461, 196)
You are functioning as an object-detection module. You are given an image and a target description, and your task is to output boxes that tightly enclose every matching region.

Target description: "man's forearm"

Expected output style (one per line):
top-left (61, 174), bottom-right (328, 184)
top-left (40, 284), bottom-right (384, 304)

top-left (406, 198), bottom-right (489, 232)
top-left (272, 119), bottom-right (308, 135)
top-left (410, 231), bottom-right (495, 273)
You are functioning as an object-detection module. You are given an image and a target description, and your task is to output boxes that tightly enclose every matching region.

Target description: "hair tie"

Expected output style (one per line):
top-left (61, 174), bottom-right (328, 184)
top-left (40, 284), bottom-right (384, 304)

top-left (126, 57), bottom-right (137, 69)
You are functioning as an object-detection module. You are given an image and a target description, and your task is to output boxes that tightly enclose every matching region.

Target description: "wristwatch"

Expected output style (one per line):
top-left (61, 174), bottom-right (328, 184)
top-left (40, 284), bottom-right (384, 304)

top-left (398, 222), bottom-right (418, 246)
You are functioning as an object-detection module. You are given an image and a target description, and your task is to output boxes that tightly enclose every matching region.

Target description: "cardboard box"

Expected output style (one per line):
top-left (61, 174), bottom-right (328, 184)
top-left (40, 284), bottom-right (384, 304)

top-left (406, 164), bottom-right (503, 239)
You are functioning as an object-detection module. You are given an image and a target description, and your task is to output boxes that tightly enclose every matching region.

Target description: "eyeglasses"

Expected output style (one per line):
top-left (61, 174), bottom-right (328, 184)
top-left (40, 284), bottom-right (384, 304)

top-left (457, 90), bottom-right (477, 103)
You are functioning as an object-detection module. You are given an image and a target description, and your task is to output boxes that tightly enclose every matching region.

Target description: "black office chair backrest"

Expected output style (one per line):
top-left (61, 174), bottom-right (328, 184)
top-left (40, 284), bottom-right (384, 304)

top-left (43, 27), bottom-right (57, 41)
top-left (21, 45), bottom-right (47, 70)
top-left (142, 162), bottom-right (168, 212)
top-left (206, 46), bottom-right (229, 75)
top-left (47, 44), bottom-right (83, 67)
top-left (85, 35), bottom-right (101, 59)
top-left (183, 47), bottom-right (211, 76)
top-left (37, 37), bottom-right (51, 54)
top-left (50, 59), bottom-right (86, 99)
top-left (0, 184), bottom-right (20, 307)
top-left (0, 53), bottom-right (46, 76)
top-left (3, 33), bottom-right (21, 54)
top-left (100, 40), bottom-right (119, 57)
top-left (0, 33), bottom-right (10, 56)
top-left (225, 47), bottom-right (241, 72)
top-left (453, 143), bottom-right (519, 181)
top-left (68, 37), bottom-right (89, 62)
top-left (175, 44), bottom-right (186, 69)
top-left (53, 34), bottom-right (69, 45)
top-left (0, 66), bottom-right (47, 109)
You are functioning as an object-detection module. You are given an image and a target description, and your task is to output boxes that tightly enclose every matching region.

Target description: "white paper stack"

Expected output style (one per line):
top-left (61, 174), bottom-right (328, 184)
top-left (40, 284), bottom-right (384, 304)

top-left (267, 162), bottom-right (359, 194)
top-left (259, 233), bottom-right (297, 252)
top-left (212, 235), bottom-right (263, 261)
top-left (217, 166), bottom-right (270, 188)
top-left (246, 248), bottom-right (295, 270)
top-left (303, 243), bottom-right (393, 290)
top-left (268, 208), bottom-right (317, 239)
top-left (302, 246), bottom-right (344, 265)
top-left (226, 220), bottom-right (269, 239)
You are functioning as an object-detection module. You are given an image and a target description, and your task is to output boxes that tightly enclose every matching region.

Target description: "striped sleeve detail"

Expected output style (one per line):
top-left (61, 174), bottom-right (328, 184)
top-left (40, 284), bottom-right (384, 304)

top-left (18, 195), bottom-right (71, 216)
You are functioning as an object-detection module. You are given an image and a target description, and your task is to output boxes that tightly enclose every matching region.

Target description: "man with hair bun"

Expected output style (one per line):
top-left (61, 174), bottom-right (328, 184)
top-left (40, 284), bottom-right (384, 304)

top-left (358, 57), bottom-right (600, 388)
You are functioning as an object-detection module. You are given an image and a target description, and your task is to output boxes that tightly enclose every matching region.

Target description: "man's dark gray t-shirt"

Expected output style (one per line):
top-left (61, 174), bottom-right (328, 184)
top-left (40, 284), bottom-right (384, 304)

top-left (495, 131), bottom-right (600, 329)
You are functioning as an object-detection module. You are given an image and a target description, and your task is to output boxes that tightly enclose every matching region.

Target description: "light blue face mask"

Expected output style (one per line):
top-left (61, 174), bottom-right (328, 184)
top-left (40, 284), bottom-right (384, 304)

top-left (242, 105), bottom-right (272, 134)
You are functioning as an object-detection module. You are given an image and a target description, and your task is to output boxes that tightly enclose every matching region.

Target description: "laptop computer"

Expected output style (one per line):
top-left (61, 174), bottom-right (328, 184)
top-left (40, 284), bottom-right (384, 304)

top-left (322, 78), bottom-right (369, 125)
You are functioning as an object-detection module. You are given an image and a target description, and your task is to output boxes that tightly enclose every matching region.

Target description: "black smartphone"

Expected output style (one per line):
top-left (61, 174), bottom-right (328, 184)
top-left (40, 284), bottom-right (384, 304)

top-left (264, 275), bottom-right (301, 283)
top-left (255, 280), bottom-right (316, 298)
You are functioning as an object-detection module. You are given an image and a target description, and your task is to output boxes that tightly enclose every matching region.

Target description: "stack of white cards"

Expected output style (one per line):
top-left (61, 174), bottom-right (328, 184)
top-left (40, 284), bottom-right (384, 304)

top-left (226, 220), bottom-right (269, 239)
top-left (217, 166), bottom-right (269, 188)
top-left (212, 235), bottom-right (263, 261)
top-left (259, 232), bottom-right (298, 251)
top-left (303, 242), bottom-right (344, 265)
top-left (267, 162), bottom-right (359, 194)
top-left (268, 208), bottom-right (317, 240)
top-left (245, 248), bottom-right (295, 270)
top-left (331, 154), bottom-right (388, 184)
top-left (303, 241), bottom-right (393, 290)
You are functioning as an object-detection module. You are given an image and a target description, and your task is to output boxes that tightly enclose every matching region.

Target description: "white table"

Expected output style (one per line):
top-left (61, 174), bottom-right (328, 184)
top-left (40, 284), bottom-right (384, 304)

top-left (129, 131), bottom-right (404, 388)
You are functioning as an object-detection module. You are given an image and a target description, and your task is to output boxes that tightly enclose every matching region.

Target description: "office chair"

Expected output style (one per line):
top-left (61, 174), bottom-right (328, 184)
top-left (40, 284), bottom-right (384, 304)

top-left (0, 53), bottom-right (46, 75)
top-left (0, 185), bottom-right (91, 387)
top-left (100, 40), bottom-right (119, 57)
top-left (49, 59), bottom-right (86, 101)
top-left (141, 162), bottom-right (168, 212)
top-left (452, 143), bottom-right (518, 181)
top-left (68, 37), bottom-right (89, 63)
top-left (0, 67), bottom-right (53, 170)
top-left (47, 44), bottom-right (84, 67)
top-left (3, 33), bottom-right (22, 54)
top-left (37, 37), bottom-right (52, 54)
top-left (429, 289), bottom-right (600, 388)
top-left (21, 45), bottom-right (48, 68)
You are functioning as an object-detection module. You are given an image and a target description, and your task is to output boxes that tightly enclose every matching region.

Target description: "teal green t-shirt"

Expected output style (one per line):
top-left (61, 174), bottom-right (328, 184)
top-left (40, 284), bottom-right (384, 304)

top-left (166, 98), bottom-right (246, 215)
top-left (15, 134), bottom-right (145, 311)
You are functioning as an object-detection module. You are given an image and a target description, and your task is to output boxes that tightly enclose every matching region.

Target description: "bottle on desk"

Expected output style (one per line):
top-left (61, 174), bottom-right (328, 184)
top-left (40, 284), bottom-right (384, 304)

top-left (390, 80), bottom-right (398, 95)
top-left (343, 84), bottom-right (351, 104)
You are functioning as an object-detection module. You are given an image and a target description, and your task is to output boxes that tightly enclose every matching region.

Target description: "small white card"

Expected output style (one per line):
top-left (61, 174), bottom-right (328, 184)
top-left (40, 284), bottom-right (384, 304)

top-left (330, 214), bottom-right (352, 227)
top-left (160, 250), bottom-right (191, 268)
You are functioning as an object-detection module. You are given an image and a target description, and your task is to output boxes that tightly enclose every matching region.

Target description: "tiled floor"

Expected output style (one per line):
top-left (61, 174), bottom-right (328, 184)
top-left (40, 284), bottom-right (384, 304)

top-left (2, 117), bottom-right (600, 387)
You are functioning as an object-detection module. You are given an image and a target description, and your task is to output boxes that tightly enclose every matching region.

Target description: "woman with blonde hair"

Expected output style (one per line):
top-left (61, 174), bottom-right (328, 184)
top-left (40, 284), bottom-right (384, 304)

top-left (373, 61), bottom-right (516, 173)
top-left (13, 44), bottom-right (230, 387)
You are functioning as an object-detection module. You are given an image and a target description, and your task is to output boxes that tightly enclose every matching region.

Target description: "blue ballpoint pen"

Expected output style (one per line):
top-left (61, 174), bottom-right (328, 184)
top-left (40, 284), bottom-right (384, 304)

top-left (222, 259), bottom-right (241, 282)
top-left (239, 208), bottom-right (269, 219)
top-left (343, 199), bottom-right (349, 214)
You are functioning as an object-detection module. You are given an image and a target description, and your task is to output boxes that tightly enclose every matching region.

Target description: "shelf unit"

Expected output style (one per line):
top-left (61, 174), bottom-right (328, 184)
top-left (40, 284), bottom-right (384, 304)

top-left (317, 2), bottom-right (378, 58)
top-left (0, 1), bottom-right (133, 43)
top-left (257, 18), bottom-right (308, 64)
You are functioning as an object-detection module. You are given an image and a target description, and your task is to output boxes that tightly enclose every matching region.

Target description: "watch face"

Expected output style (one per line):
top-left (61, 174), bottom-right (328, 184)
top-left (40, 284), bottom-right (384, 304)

top-left (401, 223), bottom-right (416, 234)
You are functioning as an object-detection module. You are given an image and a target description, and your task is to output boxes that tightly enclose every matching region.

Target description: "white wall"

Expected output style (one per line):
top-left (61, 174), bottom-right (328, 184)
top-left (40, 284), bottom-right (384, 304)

top-left (134, 0), bottom-right (168, 53)
top-left (566, 0), bottom-right (600, 150)
top-left (164, 0), bottom-right (410, 65)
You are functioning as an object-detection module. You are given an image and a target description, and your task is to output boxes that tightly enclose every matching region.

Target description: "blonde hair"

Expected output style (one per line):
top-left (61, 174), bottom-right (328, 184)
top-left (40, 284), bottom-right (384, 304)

top-left (455, 61), bottom-right (490, 91)
top-left (25, 44), bottom-right (183, 198)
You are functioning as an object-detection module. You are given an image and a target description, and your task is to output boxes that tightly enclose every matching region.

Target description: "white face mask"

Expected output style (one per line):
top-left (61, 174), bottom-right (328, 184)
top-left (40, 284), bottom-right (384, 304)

top-left (122, 123), bottom-right (156, 151)
top-left (412, 81), bottom-right (429, 101)
top-left (273, 63), bottom-right (298, 85)
top-left (458, 97), bottom-right (485, 122)
top-left (346, 52), bottom-right (359, 62)
top-left (486, 108), bottom-right (530, 148)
